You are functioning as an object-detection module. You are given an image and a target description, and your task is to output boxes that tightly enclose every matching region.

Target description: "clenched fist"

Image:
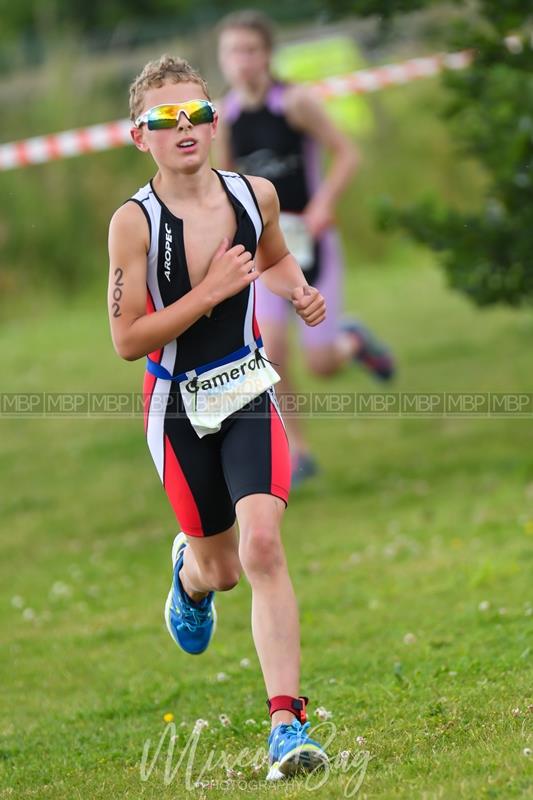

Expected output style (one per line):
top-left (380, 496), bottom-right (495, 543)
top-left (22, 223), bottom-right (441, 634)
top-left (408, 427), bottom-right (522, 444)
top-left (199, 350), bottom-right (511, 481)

top-left (291, 285), bottom-right (326, 327)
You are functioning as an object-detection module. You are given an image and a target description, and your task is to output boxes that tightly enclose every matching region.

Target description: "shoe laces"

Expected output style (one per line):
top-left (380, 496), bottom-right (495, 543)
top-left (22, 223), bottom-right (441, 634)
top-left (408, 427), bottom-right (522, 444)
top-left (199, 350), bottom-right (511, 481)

top-left (177, 596), bottom-right (212, 632)
top-left (275, 719), bottom-right (311, 744)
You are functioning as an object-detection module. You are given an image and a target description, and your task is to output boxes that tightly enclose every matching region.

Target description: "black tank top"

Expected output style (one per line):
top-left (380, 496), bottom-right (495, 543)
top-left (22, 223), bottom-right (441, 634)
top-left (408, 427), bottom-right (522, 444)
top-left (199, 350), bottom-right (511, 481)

top-left (127, 170), bottom-right (263, 377)
top-left (223, 82), bottom-right (319, 213)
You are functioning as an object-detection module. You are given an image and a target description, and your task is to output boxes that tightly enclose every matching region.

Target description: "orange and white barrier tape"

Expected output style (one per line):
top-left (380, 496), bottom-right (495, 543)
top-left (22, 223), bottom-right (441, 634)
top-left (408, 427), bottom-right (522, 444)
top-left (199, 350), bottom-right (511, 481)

top-left (0, 50), bottom-right (473, 171)
top-left (311, 49), bottom-right (472, 99)
top-left (0, 119), bottom-right (132, 171)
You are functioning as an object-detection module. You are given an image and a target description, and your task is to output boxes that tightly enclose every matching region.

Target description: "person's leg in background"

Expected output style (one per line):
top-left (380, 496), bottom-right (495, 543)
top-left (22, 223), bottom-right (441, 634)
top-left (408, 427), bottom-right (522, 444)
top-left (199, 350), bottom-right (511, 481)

top-left (301, 227), bottom-right (395, 378)
top-left (293, 228), bottom-right (395, 481)
top-left (254, 279), bottom-right (311, 463)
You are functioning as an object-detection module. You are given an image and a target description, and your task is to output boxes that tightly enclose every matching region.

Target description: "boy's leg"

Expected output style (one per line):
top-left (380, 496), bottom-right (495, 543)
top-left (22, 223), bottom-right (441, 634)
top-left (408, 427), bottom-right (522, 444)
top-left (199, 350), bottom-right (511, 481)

top-left (179, 524), bottom-right (241, 601)
top-left (235, 493), bottom-right (300, 729)
top-left (299, 227), bottom-right (348, 376)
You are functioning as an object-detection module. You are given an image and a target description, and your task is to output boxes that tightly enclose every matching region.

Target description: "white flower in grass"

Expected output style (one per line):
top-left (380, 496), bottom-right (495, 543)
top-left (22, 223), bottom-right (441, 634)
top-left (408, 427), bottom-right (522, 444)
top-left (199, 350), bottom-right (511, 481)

top-left (193, 718), bottom-right (209, 735)
top-left (261, 720), bottom-right (269, 726)
top-left (49, 581), bottom-right (72, 599)
top-left (219, 714), bottom-right (231, 727)
top-left (239, 658), bottom-right (250, 668)
top-left (252, 763), bottom-right (262, 774)
top-left (339, 750), bottom-right (351, 765)
top-left (11, 596), bottom-right (24, 609)
top-left (22, 608), bottom-right (36, 621)
top-left (245, 719), bottom-right (256, 725)
top-left (511, 708), bottom-right (521, 717)
top-left (523, 748), bottom-right (532, 757)
top-left (356, 736), bottom-right (367, 748)
top-left (226, 768), bottom-right (243, 778)
top-left (403, 632), bottom-right (417, 645)
top-left (216, 671), bottom-right (228, 682)
top-left (478, 600), bottom-right (490, 612)
top-left (315, 707), bottom-right (332, 721)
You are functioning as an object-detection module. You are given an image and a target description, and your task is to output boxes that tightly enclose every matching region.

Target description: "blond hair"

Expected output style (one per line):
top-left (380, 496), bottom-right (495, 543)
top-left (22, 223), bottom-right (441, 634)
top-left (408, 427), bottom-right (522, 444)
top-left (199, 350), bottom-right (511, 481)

top-left (217, 10), bottom-right (274, 51)
top-left (128, 54), bottom-right (211, 121)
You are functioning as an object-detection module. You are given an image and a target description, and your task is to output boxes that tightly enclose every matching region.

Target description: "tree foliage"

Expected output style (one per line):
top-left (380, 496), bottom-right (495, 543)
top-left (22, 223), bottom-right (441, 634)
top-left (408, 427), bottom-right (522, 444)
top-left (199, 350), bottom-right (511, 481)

top-left (382, 1), bottom-right (533, 306)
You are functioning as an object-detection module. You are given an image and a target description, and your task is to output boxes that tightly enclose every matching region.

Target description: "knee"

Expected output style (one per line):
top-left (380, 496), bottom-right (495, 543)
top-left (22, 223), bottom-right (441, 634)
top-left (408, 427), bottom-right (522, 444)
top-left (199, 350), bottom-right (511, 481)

top-left (239, 524), bottom-right (284, 578)
top-left (305, 349), bottom-right (338, 377)
top-left (202, 560), bottom-right (242, 592)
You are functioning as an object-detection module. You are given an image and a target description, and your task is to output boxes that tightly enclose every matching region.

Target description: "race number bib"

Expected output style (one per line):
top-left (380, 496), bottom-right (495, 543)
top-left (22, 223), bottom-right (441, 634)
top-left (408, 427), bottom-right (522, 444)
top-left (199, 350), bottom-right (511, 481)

top-left (279, 212), bottom-right (314, 272)
top-left (179, 346), bottom-right (280, 438)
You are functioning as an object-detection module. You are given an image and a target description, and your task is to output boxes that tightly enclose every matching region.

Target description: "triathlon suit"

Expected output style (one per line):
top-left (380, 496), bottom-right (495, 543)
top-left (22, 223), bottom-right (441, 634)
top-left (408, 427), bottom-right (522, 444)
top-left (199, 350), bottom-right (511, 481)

top-left (127, 169), bottom-right (291, 537)
top-left (222, 81), bottom-right (342, 348)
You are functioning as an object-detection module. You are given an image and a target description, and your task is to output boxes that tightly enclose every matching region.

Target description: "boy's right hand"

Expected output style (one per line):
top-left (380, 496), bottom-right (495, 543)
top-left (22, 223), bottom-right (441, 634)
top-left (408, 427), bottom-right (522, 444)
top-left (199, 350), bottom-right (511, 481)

top-left (202, 238), bottom-right (258, 304)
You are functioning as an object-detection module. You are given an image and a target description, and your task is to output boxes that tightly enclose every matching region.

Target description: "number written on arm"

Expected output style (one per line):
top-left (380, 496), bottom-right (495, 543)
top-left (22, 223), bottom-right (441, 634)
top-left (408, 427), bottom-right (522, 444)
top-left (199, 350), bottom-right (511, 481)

top-left (112, 267), bottom-right (124, 318)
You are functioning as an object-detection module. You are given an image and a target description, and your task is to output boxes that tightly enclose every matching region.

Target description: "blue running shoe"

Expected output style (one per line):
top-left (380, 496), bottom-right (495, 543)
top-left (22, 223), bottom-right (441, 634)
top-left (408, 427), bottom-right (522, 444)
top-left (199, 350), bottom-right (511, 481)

top-left (341, 318), bottom-right (396, 381)
top-left (266, 720), bottom-right (329, 781)
top-left (164, 532), bottom-right (217, 655)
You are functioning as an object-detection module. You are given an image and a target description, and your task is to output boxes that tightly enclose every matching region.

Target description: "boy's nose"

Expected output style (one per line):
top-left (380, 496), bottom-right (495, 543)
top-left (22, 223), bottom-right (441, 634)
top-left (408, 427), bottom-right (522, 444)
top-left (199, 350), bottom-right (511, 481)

top-left (176, 111), bottom-right (193, 130)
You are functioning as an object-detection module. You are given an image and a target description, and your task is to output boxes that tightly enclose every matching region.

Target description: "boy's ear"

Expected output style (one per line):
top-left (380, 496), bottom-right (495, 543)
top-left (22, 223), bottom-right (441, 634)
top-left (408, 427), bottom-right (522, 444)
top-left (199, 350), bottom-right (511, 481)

top-left (130, 126), bottom-right (149, 152)
top-left (211, 111), bottom-right (219, 139)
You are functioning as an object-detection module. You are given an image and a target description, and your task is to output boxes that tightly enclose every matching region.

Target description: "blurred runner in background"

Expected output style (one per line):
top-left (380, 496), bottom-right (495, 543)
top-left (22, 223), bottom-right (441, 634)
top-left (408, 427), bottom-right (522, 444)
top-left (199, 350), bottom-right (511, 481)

top-left (215, 10), bottom-right (396, 485)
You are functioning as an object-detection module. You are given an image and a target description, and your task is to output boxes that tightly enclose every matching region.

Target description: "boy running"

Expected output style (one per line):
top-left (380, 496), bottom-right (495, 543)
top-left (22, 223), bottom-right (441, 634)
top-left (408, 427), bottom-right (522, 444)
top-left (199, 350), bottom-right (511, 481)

top-left (215, 11), bottom-right (396, 483)
top-left (107, 55), bottom-right (328, 780)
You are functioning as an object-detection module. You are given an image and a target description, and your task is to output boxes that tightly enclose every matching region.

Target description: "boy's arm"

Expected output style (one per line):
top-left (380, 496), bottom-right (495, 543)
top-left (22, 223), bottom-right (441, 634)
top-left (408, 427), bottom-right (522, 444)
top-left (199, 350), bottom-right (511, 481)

top-left (285, 85), bottom-right (359, 238)
top-left (107, 202), bottom-right (257, 361)
top-left (249, 176), bottom-right (326, 327)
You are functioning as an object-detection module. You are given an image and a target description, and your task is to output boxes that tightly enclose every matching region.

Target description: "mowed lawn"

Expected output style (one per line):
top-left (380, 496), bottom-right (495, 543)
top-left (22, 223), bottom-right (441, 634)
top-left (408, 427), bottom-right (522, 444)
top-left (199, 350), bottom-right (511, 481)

top-left (1, 246), bottom-right (532, 799)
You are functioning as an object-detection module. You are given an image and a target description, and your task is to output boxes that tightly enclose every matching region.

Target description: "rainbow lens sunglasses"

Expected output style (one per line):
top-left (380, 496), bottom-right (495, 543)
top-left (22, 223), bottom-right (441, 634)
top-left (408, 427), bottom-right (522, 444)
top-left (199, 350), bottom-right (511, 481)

top-left (134, 100), bottom-right (216, 130)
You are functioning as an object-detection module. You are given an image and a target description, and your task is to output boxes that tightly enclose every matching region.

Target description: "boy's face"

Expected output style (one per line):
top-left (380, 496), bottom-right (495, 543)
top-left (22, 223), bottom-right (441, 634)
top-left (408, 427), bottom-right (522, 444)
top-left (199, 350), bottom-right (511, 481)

top-left (131, 81), bottom-right (217, 175)
top-left (218, 27), bottom-right (271, 88)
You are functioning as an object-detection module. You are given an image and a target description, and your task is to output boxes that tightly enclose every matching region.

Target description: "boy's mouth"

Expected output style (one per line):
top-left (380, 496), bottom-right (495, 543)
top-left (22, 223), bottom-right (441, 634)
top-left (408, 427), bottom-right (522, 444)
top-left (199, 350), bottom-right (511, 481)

top-left (177, 139), bottom-right (197, 150)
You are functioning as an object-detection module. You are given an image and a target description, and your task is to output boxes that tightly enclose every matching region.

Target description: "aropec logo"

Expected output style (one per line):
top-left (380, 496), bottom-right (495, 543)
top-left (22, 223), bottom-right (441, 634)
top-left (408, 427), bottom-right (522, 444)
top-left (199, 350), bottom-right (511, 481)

top-left (163, 222), bottom-right (172, 282)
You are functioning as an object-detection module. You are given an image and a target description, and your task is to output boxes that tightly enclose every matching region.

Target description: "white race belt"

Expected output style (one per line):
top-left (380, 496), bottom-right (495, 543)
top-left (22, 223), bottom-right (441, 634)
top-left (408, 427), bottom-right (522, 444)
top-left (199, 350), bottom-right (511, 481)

top-left (147, 342), bottom-right (279, 438)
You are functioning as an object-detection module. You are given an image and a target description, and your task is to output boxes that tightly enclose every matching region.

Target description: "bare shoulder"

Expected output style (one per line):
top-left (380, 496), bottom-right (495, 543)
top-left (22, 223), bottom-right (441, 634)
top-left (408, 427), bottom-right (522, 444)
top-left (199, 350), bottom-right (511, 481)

top-left (109, 200), bottom-right (149, 251)
top-left (245, 175), bottom-right (280, 222)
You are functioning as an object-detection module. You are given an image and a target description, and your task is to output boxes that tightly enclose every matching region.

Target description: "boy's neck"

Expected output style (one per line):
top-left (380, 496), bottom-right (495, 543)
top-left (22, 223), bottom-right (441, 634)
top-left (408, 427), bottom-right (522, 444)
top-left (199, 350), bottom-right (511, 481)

top-left (235, 72), bottom-right (272, 109)
top-left (152, 162), bottom-right (217, 205)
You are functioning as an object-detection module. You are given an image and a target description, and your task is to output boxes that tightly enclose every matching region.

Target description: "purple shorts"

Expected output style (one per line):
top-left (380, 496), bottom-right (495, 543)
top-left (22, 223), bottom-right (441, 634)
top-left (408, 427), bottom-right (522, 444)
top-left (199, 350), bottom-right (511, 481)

top-left (255, 227), bottom-right (343, 349)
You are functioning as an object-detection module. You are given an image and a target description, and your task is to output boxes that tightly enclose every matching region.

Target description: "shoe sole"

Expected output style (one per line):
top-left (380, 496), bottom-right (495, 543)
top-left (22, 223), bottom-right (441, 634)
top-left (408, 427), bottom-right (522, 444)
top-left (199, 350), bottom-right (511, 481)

top-left (266, 745), bottom-right (329, 781)
top-left (164, 532), bottom-right (217, 654)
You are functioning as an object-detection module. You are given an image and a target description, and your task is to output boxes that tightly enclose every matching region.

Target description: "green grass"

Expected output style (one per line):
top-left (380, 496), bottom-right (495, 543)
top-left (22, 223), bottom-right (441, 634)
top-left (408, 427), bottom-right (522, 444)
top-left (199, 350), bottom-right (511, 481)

top-left (1, 244), bottom-right (533, 799)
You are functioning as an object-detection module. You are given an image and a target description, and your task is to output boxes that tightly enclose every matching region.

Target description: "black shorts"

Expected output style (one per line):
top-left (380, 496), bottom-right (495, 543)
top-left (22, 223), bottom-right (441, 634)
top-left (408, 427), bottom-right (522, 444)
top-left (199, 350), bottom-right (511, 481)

top-left (143, 380), bottom-right (291, 537)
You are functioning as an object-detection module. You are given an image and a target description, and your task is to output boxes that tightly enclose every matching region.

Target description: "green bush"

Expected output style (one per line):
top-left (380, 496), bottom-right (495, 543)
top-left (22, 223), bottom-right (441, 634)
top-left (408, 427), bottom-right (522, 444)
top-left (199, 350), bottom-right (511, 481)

top-left (382, 2), bottom-right (533, 307)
